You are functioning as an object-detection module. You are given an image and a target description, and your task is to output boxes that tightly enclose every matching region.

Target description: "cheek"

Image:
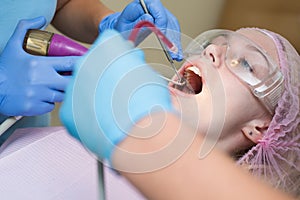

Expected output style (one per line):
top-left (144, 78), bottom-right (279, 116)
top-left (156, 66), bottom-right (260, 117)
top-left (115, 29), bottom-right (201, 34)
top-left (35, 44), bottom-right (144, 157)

top-left (223, 79), bottom-right (258, 130)
top-left (218, 69), bottom-right (256, 126)
top-left (220, 68), bottom-right (251, 108)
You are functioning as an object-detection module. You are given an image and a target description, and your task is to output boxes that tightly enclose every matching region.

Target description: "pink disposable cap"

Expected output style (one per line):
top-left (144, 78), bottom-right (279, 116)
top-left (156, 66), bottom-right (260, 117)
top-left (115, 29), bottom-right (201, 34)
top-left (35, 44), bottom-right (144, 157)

top-left (237, 28), bottom-right (300, 198)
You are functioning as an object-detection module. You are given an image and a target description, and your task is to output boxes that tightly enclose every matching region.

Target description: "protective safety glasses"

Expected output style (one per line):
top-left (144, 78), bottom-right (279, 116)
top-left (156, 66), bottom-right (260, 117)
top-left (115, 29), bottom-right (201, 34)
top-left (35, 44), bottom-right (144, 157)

top-left (184, 29), bottom-right (284, 114)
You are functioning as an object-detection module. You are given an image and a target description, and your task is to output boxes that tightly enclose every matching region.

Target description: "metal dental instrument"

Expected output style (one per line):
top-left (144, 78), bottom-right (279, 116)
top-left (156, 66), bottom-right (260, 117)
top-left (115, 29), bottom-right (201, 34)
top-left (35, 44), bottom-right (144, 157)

top-left (139, 0), bottom-right (186, 87)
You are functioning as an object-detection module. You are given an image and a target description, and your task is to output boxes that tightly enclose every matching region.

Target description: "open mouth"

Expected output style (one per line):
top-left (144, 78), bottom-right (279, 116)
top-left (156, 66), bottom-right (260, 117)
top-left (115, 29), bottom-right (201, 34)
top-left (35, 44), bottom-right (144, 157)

top-left (172, 65), bottom-right (203, 94)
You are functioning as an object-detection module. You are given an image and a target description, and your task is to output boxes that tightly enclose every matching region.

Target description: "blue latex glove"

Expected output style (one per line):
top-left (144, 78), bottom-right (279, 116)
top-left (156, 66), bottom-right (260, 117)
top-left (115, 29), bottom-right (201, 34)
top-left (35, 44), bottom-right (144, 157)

top-left (99, 0), bottom-right (182, 61)
top-left (60, 29), bottom-right (174, 162)
top-left (0, 17), bottom-right (77, 116)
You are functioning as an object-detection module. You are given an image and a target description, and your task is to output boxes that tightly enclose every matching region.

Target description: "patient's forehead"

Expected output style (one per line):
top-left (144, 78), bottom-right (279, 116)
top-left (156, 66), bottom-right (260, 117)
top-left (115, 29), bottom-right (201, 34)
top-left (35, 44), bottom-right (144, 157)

top-left (236, 29), bottom-right (280, 67)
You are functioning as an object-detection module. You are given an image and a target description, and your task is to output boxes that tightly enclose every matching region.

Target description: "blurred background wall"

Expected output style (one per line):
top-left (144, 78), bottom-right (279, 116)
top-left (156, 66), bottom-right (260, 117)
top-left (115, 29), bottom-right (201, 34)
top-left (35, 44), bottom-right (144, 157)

top-left (219, 0), bottom-right (300, 53)
top-left (50, 0), bottom-right (299, 126)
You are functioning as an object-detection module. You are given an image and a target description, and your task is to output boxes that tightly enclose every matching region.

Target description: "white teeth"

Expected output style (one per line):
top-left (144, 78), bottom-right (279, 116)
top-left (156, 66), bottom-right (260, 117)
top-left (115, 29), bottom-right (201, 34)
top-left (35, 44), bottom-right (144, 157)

top-left (186, 66), bottom-right (201, 76)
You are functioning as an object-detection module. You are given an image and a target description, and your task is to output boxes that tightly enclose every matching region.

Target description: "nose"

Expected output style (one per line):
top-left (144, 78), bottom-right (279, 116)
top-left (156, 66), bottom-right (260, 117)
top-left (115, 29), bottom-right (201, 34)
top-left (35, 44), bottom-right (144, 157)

top-left (203, 44), bottom-right (224, 68)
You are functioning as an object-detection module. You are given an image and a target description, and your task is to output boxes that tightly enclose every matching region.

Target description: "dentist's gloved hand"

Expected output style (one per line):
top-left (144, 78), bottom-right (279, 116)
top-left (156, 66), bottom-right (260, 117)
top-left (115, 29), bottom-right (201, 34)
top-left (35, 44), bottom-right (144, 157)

top-left (60, 29), bottom-right (174, 163)
top-left (99, 0), bottom-right (182, 61)
top-left (0, 17), bottom-right (77, 116)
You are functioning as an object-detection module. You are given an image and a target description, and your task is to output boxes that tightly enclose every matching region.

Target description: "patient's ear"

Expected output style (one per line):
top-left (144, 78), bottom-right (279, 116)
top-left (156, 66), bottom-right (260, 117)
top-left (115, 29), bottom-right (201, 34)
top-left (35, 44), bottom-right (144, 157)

top-left (241, 119), bottom-right (270, 144)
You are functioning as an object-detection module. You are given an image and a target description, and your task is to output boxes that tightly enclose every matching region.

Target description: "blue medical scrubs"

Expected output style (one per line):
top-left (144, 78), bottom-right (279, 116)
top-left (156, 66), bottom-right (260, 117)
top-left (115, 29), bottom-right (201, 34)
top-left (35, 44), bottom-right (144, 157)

top-left (0, 0), bottom-right (57, 144)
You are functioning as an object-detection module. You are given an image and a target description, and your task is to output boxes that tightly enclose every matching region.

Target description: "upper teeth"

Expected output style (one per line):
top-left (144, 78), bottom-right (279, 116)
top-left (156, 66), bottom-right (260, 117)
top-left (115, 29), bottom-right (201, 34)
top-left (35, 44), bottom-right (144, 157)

top-left (186, 66), bottom-right (201, 76)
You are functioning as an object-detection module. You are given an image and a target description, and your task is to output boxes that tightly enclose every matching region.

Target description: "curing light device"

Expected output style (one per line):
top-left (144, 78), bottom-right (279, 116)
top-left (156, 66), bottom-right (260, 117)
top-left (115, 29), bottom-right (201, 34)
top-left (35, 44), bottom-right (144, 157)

top-left (23, 29), bottom-right (88, 56)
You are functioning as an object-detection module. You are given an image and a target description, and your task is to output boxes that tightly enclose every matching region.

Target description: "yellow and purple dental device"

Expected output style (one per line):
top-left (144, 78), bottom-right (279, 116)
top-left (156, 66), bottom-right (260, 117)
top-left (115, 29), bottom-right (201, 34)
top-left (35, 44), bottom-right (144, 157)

top-left (23, 29), bottom-right (88, 56)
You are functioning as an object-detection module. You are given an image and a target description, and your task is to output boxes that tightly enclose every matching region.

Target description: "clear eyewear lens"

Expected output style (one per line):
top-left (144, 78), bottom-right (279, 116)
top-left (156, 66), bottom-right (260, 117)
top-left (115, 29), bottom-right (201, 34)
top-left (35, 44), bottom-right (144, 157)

top-left (225, 35), bottom-right (276, 84)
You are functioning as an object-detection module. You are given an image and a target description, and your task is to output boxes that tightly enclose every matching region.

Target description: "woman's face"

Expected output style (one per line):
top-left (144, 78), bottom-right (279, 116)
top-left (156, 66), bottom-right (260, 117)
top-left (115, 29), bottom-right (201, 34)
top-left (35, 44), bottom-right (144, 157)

top-left (169, 29), bottom-right (277, 153)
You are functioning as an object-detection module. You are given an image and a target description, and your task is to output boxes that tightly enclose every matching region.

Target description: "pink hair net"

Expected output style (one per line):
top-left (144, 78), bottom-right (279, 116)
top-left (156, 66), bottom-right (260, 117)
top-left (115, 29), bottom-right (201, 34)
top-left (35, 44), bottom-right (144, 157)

top-left (237, 28), bottom-right (300, 197)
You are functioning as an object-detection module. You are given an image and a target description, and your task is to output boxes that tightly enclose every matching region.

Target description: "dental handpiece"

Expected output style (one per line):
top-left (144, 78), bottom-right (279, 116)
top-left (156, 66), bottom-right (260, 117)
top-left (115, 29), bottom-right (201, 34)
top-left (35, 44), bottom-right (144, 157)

top-left (23, 29), bottom-right (88, 56)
